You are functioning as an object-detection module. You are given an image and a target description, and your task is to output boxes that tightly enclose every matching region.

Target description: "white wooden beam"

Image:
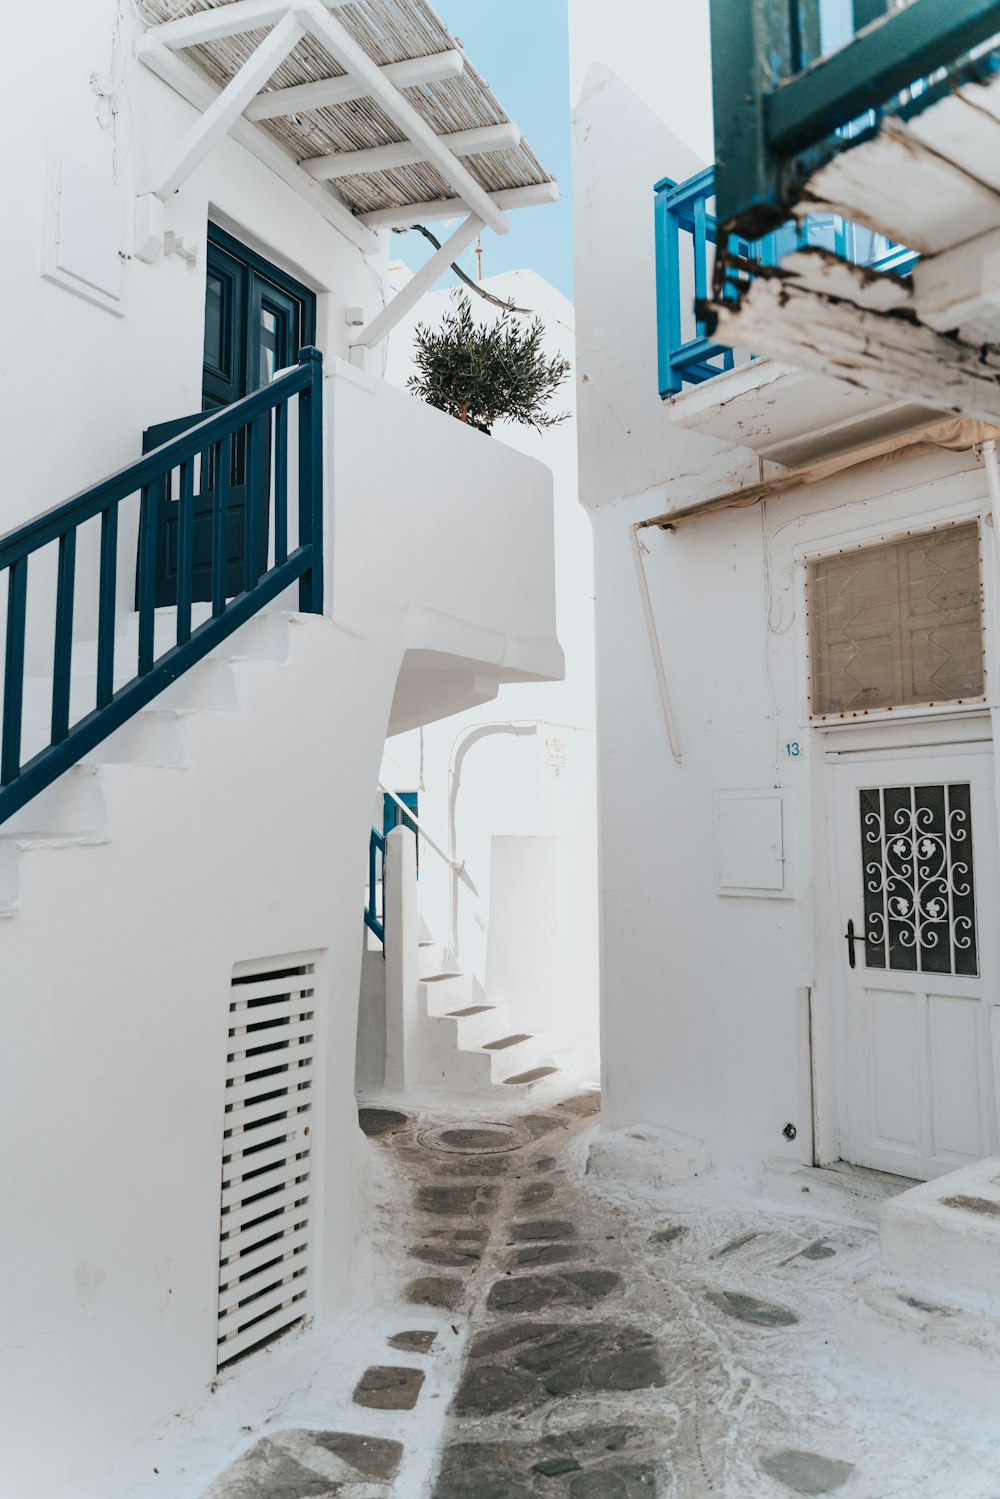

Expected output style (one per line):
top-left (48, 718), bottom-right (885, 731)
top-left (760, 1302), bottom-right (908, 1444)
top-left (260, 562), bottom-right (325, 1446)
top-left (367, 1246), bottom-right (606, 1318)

top-left (303, 123), bottom-right (520, 182)
top-left (139, 40), bottom-right (379, 255)
top-left (245, 49), bottom-right (464, 121)
top-left (296, 0), bottom-right (510, 235)
top-left (711, 255), bottom-right (1000, 425)
top-left (360, 180), bottom-right (560, 231)
top-left (143, 13), bottom-right (306, 200)
top-left (140, 0), bottom-right (346, 50)
top-left (351, 212), bottom-right (484, 349)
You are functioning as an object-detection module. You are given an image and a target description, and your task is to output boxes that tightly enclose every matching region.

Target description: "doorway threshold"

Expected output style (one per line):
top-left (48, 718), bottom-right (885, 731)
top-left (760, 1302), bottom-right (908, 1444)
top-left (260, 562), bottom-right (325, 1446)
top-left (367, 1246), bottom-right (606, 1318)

top-left (763, 1157), bottom-right (919, 1226)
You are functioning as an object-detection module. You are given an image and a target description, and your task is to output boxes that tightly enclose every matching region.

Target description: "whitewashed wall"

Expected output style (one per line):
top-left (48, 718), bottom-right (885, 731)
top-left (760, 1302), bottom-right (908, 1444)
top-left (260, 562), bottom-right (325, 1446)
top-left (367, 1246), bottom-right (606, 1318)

top-left (569, 0), bottom-right (998, 1181)
top-left (375, 269), bottom-right (600, 1065)
top-left (0, 6), bottom-right (564, 1492)
top-left (1, 0), bottom-right (385, 673)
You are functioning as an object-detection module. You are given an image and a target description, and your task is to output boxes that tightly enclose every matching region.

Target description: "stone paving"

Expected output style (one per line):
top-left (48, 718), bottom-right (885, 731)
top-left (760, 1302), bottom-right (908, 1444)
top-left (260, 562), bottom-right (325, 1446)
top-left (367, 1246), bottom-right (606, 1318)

top-left (203, 1092), bottom-right (1000, 1498)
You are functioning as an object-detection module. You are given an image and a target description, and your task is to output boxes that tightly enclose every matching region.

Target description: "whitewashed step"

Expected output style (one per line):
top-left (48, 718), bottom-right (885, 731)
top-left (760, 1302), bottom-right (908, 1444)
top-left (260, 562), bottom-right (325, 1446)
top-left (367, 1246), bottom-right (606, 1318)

top-left (420, 1030), bottom-right (545, 1095)
top-left (420, 972), bottom-right (478, 1017)
top-left (440, 1003), bottom-right (513, 1049)
top-left (763, 1157), bottom-right (914, 1226)
top-left (418, 942), bottom-right (453, 979)
top-left (877, 1158), bottom-right (1000, 1314)
top-left (0, 764), bottom-right (106, 838)
top-left (479, 1032), bottom-right (544, 1083)
top-left (502, 1065), bottom-right (560, 1093)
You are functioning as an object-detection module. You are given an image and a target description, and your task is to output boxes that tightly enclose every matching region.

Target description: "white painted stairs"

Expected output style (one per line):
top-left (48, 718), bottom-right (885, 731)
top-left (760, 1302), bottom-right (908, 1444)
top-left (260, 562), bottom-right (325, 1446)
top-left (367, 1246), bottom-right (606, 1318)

top-left (841, 1155), bottom-right (1000, 1409)
top-left (414, 937), bottom-right (560, 1096)
top-left (0, 607), bottom-right (290, 917)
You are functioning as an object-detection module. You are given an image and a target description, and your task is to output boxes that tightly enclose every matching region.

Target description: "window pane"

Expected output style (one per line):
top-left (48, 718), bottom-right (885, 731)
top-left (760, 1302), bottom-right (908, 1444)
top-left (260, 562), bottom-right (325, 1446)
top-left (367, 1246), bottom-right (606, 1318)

top-left (260, 307), bottom-right (279, 384)
top-left (808, 522), bottom-right (983, 715)
top-left (204, 274), bottom-right (224, 371)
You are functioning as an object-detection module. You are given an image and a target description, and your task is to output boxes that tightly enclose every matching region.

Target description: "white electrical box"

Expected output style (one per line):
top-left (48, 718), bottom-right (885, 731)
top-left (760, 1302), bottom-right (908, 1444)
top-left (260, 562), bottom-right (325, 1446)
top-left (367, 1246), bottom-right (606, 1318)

top-left (42, 147), bottom-right (128, 315)
top-left (714, 789), bottom-right (787, 898)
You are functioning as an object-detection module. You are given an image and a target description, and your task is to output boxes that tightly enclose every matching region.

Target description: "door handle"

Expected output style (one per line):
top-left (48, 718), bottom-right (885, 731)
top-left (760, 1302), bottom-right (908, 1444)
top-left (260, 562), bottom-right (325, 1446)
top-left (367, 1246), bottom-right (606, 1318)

top-left (844, 918), bottom-right (865, 968)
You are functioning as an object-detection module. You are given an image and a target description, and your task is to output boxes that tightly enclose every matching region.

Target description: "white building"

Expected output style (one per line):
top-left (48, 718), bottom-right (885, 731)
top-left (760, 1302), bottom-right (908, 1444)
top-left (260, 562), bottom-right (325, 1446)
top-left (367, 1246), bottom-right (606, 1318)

top-left (571, 0), bottom-right (1000, 1390)
top-left (0, 4), bottom-right (565, 1493)
top-left (352, 265), bottom-right (598, 1098)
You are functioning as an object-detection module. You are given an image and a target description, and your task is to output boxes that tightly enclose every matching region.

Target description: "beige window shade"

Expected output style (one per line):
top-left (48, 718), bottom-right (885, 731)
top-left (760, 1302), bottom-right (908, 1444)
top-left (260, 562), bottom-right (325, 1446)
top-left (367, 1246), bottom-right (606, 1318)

top-left (808, 523), bottom-right (984, 717)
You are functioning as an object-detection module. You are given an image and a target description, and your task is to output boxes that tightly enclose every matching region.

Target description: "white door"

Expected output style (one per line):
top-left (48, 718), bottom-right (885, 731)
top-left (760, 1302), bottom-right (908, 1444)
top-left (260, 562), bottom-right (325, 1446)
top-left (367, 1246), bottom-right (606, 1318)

top-left (832, 744), bottom-right (1000, 1180)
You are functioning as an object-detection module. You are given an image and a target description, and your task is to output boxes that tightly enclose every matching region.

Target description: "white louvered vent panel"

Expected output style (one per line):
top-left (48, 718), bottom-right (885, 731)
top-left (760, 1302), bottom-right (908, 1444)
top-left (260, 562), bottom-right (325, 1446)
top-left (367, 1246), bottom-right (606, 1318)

top-left (217, 957), bottom-right (317, 1369)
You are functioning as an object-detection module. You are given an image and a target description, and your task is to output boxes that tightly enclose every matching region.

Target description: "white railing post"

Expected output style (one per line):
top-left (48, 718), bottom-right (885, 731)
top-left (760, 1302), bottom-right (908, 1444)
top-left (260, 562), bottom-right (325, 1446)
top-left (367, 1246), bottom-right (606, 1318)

top-left (383, 825), bottom-right (419, 1092)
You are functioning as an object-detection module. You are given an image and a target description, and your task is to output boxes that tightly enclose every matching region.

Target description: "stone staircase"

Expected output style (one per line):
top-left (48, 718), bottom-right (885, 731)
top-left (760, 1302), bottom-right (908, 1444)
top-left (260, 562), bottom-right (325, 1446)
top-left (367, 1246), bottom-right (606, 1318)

top-left (414, 938), bottom-right (560, 1096)
top-left (0, 607), bottom-right (289, 916)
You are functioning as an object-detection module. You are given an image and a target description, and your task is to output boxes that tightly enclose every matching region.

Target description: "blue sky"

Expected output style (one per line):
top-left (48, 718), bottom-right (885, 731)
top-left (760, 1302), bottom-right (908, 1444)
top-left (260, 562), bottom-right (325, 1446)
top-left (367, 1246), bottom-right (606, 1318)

top-left (392, 0), bottom-right (573, 298)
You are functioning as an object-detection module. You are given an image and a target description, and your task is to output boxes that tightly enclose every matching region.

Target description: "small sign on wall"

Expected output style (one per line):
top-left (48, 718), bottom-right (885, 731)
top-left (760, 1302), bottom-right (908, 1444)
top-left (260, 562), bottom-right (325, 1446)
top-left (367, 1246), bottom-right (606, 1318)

top-left (714, 789), bottom-right (788, 898)
top-left (42, 147), bottom-right (128, 316)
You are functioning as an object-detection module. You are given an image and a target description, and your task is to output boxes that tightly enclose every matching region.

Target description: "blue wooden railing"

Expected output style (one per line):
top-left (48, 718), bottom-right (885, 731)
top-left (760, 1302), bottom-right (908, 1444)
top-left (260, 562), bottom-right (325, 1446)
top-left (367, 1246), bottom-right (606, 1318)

top-left (365, 826), bottom-right (385, 944)
top-left (0, 346), bottom-right (324, 826)
top-left (654, 167), bottom-right (919, 397)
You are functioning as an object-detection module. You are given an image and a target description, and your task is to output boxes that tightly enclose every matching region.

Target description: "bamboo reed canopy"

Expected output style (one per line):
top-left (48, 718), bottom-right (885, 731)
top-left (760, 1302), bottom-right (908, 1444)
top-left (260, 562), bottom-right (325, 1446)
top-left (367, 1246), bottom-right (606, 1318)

top-left (136, 0), bottom-right (557, 229)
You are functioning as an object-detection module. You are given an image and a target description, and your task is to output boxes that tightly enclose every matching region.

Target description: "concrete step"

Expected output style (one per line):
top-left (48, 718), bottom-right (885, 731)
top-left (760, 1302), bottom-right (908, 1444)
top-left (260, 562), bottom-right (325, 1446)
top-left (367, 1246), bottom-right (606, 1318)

top-left (763, 1157), bottom-right (915, 1226)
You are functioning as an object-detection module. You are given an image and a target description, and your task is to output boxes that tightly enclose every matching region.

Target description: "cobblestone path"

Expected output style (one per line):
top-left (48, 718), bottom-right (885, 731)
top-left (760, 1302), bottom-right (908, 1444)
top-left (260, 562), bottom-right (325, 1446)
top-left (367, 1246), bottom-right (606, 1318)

top-left (204, 1092), bottom-right (1000, 1498)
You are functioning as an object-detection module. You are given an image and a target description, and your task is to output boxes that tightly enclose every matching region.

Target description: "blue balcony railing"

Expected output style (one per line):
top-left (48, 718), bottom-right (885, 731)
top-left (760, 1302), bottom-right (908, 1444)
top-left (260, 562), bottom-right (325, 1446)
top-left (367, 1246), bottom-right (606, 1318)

top-left (654, 166), bottom-right (918, 398)
top-left (0, 348), bottom-right (324, 825)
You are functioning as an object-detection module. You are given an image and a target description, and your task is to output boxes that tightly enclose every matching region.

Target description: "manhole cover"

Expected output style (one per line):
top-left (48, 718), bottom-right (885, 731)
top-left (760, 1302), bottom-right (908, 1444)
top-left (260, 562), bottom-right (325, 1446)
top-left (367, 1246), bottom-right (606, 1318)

top-left (417, 1122), bottom-right (532, 1155)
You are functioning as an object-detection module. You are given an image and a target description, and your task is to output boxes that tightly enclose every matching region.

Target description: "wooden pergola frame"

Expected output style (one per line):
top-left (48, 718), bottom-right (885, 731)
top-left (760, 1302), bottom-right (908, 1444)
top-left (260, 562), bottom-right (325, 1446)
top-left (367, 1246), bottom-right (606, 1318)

top-left (135, 0), bottom-right (558, 345)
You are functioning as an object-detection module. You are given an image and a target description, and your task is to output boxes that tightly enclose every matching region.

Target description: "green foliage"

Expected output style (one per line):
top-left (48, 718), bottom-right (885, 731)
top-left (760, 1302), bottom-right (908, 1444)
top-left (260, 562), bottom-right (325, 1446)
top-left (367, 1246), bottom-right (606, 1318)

top-left (408, 292), bottom-right (571, 435)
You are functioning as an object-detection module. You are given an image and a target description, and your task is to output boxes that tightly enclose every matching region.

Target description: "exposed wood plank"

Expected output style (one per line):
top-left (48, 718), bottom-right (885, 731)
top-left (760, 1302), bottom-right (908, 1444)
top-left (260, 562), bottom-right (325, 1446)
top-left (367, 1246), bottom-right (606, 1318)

top-left (143, 13), bottom-right (306, 200)
top-left (244, 49), bottom-right (464, 120)
top-left (711, 253), bottom-right (1000, 424)
top-left (803, 118), bottom-right (1000, 255)
top-left (360, 180), bottom-right (559, 230)
top-left (915, 224), bottom-right (1000, 337)
top-left (303, 123), bottom-right (521, 182)
top-left (906, 89), bottom-right (1000, 194)
top-left (137, 40), bottom-right (379, 255)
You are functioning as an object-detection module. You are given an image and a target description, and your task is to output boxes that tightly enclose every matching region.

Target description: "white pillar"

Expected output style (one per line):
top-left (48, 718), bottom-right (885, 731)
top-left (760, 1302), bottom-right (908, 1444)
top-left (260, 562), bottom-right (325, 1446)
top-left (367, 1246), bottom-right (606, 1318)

top-left (384, 825), bottom-right (419, 1092)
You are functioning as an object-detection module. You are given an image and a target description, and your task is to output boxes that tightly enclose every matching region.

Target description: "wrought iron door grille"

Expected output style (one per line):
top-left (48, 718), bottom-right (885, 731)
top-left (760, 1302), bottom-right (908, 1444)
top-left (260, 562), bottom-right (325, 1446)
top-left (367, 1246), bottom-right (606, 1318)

top-left (217, 956), bottom-right (317, 1368)
top-left (860, 783), bottom-right (978, 976)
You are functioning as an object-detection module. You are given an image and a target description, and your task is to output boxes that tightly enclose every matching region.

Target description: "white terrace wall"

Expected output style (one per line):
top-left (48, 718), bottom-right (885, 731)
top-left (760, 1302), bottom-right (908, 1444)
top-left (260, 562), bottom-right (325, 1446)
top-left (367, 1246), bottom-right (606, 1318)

top-left (376, 270), bottom-right (599, 1065)
top-left (569, 0), bottom-right (1000, 1181)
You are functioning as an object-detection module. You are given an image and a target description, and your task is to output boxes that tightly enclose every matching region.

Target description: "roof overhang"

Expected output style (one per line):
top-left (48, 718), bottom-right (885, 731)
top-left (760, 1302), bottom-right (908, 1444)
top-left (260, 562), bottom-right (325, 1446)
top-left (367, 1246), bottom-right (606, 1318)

top-left (134, 0), bottom-right (559, 342)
